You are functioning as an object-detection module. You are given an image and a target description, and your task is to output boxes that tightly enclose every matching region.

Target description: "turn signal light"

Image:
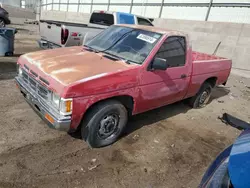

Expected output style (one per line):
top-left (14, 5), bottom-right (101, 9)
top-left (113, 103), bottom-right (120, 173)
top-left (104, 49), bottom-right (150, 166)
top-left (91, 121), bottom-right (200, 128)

top-left (65, 100), bottom-right (72, 113)
top-left (45, 113), bottom-right (55, 124)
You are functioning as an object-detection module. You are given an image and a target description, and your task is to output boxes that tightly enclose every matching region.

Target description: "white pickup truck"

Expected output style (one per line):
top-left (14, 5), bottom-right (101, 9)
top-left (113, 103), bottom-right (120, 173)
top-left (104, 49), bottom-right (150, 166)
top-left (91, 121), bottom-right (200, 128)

top-left (38, 10), bottom-right (154, 49)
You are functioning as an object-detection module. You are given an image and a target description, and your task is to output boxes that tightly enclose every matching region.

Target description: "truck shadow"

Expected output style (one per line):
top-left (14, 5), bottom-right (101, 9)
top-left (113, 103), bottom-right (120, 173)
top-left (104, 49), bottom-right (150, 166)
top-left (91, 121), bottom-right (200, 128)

top-left (122, 86), bottom-right (230, 137)
top-left (123, 86), bottom-right (230, 137)
top-left (210, 86), bottom-right (230, 102)
top-left (70, 86), bottom-right (230, 140)
top-left (123, 101), bottom-right (190, 137)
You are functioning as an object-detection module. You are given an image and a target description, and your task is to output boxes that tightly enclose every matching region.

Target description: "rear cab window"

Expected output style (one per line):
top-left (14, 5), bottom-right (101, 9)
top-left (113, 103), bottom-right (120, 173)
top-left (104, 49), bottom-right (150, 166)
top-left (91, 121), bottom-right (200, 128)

top-left (90, 12), bottom-right (114, 26)
top-left (117, 12), bottom-right (135, 24)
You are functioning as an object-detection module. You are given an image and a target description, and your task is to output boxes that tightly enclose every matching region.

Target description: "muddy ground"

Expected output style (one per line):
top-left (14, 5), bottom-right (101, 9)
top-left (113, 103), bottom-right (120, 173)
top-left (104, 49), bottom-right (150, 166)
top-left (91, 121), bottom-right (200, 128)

top-left (0, 23), bottom-right (249, 188)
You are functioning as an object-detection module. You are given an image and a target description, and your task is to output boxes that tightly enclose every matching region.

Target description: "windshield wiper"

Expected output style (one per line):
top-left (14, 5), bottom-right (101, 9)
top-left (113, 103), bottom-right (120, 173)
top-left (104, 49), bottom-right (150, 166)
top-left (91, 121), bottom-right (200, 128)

top-left (102, 51), bottom-right (130, 64)
top-left (84, 45), bottom-right (130, 64)
top-left (83, 45), bottom-right (100, 53)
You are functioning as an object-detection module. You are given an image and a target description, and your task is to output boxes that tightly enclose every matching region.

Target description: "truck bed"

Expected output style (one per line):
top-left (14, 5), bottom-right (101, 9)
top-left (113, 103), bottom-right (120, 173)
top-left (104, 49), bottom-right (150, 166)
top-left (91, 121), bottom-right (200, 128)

top-left (185, 51), bottom-right (232, 99)
top-left (192, 51), bottom-right (226, 62)
top-left (192, 51), bottom-right (231, 75)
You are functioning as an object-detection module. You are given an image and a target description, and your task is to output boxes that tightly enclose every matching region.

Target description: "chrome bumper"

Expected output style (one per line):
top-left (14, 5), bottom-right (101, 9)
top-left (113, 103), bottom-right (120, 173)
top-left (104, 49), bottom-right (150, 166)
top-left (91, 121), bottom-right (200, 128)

top-left (15, 76), bottom-right (71, 132)
top-left (38, 39), bottom-right (61, 49)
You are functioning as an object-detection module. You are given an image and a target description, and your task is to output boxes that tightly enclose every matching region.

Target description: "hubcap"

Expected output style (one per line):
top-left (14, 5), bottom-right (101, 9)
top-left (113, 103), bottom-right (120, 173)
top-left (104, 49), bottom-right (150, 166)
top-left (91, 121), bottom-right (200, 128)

top-left (199, 90), bottom-right (210, 105)
top-left (98, 114), bottom-right (119, 139)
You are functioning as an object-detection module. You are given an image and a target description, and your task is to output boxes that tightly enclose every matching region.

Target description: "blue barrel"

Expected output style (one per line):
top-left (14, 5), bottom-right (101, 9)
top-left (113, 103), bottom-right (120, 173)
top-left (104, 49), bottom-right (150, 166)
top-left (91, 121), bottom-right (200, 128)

top-left (0, 28), bottom-right (16, 56)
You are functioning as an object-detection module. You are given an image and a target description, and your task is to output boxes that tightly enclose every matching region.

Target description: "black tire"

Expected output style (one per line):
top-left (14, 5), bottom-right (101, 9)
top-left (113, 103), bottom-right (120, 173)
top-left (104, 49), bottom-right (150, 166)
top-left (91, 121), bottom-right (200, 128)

top-left (5, 52), bottom-right (13, 56)
top-left (0, 18), bottom-right (5, 28)
top-left (81, 100), bottom-right (128, 148)
top-left (189, 82), bottom-right (212, 108)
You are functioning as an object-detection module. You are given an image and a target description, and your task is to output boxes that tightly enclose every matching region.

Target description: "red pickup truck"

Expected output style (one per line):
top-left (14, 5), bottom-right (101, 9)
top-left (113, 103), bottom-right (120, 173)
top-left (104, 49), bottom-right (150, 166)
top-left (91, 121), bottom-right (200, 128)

top-left (15, 25), bottom-right (232, 147)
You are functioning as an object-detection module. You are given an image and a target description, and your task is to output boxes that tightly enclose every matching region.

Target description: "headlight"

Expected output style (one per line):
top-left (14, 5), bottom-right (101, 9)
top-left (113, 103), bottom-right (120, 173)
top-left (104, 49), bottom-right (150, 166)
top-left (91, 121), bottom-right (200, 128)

top-left (51, 92), bottom-right (73, 115)
top-left (18, 64), bottom-right (22, 76)
top-left (52, 92), bottom-right (60, 109)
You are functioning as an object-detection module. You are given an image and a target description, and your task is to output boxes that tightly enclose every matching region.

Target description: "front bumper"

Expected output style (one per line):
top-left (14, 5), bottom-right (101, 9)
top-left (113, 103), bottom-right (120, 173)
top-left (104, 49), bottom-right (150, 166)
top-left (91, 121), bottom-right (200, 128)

top-left (38, 39), bottom-right (61, 49)
top-left (15, 76), bottom-right (71, 132)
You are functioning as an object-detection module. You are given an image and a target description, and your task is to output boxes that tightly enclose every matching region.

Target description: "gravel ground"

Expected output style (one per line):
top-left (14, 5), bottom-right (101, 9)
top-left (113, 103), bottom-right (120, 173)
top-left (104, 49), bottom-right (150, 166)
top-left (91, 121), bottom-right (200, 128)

top-left (0, 23), bottom-right (249, 188)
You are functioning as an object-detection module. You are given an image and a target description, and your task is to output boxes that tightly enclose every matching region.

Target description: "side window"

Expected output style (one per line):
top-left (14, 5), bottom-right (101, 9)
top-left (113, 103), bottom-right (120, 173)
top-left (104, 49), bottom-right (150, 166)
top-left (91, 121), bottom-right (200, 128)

top-left (155, 36), bottom-right (186, 68)
top-left (137, 17), bottom-right (153, 26)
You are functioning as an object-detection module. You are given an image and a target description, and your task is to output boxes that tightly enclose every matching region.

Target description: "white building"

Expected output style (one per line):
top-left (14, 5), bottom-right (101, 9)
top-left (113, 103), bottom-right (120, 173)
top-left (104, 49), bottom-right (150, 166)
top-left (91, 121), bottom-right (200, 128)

top-left (40, 0), bottom-right (250, 23)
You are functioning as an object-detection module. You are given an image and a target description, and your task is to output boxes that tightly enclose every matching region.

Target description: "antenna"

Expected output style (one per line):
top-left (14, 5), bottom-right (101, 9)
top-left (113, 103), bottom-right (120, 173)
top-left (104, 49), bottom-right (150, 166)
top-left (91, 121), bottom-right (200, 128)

top-left (213, 41), bottom-right (221, 55)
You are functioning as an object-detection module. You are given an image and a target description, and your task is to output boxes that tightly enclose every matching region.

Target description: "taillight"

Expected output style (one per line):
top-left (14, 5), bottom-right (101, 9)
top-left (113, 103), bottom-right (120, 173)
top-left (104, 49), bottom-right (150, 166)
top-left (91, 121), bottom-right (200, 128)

top-left (61, 28), bottom-right (69, 45)
top-left (71, 32), bottom-right (78, 37)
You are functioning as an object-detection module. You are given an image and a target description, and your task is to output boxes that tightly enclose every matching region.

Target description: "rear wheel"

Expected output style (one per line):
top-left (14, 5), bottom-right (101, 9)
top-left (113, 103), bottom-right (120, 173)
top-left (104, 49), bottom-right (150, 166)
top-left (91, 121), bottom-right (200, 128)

top-left (81, 100), bottom-right (128, 148)
top-left (189, 82), bottom-right (212, 108)
top-left (0, 18), bottom-right (5, 28)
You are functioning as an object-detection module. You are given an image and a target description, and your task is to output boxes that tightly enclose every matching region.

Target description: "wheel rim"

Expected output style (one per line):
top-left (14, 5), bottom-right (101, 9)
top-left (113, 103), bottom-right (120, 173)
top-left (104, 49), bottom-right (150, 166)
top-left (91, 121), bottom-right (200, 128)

top-left (98, 113), bottom-right (120, 140)
top-left (0, 20), bottom-right (5, 28)
top-left (199, 89), bottom-right (210, 106)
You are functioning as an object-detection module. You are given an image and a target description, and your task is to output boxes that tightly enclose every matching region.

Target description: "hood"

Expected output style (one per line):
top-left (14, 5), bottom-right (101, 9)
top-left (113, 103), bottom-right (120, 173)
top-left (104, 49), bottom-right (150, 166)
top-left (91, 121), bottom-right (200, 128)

top-left (20, 46), bottom-right (136, 86)
top-left (228, 129), bottom-right (250, 188)
top-left (18, 47), bottom-right (139, 97)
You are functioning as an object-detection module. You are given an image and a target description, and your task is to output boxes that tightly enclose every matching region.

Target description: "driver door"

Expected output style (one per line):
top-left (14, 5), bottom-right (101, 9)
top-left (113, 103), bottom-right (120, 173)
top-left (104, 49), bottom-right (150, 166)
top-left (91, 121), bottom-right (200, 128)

top-left (137, 36), bottom-right (191, 113)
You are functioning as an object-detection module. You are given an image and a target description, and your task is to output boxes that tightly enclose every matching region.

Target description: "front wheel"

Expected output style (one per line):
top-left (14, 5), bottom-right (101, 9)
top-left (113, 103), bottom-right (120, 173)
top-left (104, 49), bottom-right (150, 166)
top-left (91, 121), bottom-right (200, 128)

top-left (81, 100), bottom-right (128, 148)
top-left (0, 18), bottom-right (5, 28)
top-left (189, 82), bottom-right (212, 108)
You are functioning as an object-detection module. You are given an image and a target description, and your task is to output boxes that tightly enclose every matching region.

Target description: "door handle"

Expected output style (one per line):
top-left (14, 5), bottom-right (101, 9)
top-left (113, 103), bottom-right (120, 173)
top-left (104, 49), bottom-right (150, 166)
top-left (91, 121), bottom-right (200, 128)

top-left (181, 74), bottom-right (187, 79)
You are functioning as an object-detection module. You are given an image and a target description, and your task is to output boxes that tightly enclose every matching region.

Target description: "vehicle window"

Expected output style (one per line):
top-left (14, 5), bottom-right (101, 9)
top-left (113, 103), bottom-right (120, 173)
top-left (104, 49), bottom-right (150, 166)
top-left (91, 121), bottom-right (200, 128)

top-left (137, 17), bottom-right (153, 26)
top-left (87, 25), bottom-right (162, 64)
top-left (118, 13), bottom-right (135, 24)
top-left (155, 36), bottom-right (186, 67)
top-left (89, 13), bottom-right (114, 26)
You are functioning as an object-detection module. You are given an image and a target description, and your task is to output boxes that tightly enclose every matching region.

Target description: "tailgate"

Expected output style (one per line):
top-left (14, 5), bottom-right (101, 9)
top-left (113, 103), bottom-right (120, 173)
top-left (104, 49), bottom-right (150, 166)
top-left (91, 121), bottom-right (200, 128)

top-left (40, 20), bottom-right (62, 46)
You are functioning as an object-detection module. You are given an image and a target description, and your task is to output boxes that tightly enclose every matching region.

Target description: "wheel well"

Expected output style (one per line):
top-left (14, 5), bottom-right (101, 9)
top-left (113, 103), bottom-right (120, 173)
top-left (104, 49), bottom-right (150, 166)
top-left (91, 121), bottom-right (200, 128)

top-left (111, 95), bottom-right (134, 115)
top-left (85, 95), bottom-right (134, 120)
top-left (204, 77), bottom-right (217, 88)
top-left (76, 95), bottom-right (134, 132)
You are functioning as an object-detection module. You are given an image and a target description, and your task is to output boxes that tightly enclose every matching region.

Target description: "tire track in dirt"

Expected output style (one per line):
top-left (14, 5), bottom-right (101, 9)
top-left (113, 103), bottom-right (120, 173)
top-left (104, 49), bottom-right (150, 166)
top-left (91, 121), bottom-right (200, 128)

top-left (0, 122), bottom-right (229, 188)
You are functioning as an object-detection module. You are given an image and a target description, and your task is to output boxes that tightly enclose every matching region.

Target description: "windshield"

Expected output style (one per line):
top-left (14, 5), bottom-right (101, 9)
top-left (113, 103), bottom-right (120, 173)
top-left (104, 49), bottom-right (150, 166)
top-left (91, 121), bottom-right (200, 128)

top-left (86, 25), bottom-right (162, 64)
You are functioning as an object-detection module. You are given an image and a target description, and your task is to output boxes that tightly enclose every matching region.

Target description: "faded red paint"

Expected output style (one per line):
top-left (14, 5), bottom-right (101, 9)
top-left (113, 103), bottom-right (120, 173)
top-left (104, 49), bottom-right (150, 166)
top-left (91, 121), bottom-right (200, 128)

top-left (17, 25), bottom-right (232, 131)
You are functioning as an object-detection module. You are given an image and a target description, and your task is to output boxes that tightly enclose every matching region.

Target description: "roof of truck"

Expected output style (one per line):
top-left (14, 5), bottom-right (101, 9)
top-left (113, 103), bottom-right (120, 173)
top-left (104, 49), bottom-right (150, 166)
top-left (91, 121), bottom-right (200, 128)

top-left (92, 10), bottom-right (152, 20)
top-left (117, 24), bottom-right (186, 36)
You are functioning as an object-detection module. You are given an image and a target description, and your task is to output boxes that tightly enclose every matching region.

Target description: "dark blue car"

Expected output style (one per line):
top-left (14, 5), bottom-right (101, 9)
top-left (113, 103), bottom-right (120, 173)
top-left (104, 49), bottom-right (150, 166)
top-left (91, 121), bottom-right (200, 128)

top-left (0, 5), bottom-right (11, 27)
top-left (200, 114), bottom-right (250, 188)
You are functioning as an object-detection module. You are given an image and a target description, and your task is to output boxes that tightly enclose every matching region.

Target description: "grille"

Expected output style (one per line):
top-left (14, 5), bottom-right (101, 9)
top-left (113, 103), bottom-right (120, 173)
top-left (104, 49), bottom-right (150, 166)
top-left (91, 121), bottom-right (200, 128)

top-left (22, 69), bottom-right (50, 100)
top-left (29, 77), bottom-right (37, 91)
top-left (30, 70), bottom-right (38, 77)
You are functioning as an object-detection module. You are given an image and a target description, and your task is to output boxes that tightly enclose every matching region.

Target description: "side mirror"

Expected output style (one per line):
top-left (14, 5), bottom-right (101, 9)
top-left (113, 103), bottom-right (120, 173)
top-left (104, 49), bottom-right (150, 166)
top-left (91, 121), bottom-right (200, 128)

top-left (150, 57), bottom-right (168, 71)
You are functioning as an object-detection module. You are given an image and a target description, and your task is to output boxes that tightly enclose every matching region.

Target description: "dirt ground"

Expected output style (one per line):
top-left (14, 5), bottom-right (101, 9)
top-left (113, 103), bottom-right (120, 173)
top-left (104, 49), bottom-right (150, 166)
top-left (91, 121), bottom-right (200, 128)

top-left (0, 23), bottom-right (249, 188)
